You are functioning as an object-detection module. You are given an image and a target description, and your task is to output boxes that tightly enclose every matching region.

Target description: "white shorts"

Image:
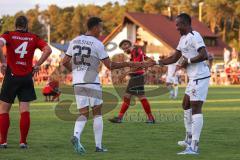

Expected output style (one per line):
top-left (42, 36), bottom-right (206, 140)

top-left (74, 84), bottom-right (103, 109)
top-left (166, 76), bottom-right (178, 85)
top-left (185, 77), bottom-right (210, 102)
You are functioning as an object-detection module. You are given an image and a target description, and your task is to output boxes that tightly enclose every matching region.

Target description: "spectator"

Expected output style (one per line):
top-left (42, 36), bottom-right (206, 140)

top-left (42, 77), bottom-right (61, 102)
top-left (231, 47), bottom-right (238, 60)
top-left (224, 47), bottom-right (231, 65)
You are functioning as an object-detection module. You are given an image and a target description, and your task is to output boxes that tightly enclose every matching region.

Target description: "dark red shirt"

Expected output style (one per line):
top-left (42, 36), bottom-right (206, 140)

top-left (130, 47), bottom-right (146, 74)
top-left (0, 31), bottom-right (47, 76)
top-left (42, 80), bottom-right (59, 94)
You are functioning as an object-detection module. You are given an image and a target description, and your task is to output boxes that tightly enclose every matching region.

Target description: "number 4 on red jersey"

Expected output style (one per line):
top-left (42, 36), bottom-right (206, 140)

top-left (0, 31), bottom-right (48, 76)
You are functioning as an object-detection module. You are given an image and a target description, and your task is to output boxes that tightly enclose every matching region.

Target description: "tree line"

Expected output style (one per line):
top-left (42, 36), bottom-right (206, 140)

top-left (0, 0), bottom-right (239, 50)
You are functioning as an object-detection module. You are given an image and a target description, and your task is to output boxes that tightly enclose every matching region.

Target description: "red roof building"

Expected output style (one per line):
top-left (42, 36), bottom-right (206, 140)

top-left (103, 12), bottom-right (227, 58)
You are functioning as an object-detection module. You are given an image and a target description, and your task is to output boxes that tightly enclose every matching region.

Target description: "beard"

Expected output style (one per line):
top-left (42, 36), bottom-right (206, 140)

top-left (124, 48), bottom-right (131, 54)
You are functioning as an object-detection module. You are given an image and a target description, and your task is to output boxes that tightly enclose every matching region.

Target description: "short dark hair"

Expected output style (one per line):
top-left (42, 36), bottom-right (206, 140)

top-left (87, 17), bottom-right (102, 30)
top-left (176, 13), bottom-right (191, 25)
top-left (15, 16), bottom-right (28, 29)
top-left (119, 39), bottom-right (132, 48)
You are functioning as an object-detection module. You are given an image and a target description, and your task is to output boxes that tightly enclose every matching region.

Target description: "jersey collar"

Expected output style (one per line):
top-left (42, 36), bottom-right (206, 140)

top-left (15, 30), bottom-right (28, 33)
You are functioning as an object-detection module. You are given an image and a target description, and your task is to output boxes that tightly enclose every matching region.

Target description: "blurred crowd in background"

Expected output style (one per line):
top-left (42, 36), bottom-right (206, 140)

top-left (0, 47), bottom-right (239, 86)
top-left (210, 47), bottom-right (240, 85)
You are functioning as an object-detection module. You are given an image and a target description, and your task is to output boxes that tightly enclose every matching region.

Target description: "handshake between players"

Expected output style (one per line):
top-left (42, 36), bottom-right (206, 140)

top-left (140, 55), bottom-right (190, 69)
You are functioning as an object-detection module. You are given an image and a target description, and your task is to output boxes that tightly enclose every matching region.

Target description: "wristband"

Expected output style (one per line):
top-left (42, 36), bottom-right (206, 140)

top-left (187, 58), bottom-right (191, 64)
top-left (157, 60), bottom-right (164, 67)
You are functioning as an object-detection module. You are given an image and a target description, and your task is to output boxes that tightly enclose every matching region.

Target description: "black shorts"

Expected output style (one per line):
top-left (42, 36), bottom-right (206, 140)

top-left (0, 68), bottom-right (36, 103)
top-left (126, 74), bottom-right (145, 95)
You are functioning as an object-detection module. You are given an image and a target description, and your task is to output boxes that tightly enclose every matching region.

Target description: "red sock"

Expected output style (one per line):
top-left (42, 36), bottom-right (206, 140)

top-left (20, 112), bottom-right (30, 144)
top-left (140, 98), bottom-right (154, 120)
top-left (0, 113), bottom-right (10, 144)
top-left (118, 97), bottom-right (130, 119)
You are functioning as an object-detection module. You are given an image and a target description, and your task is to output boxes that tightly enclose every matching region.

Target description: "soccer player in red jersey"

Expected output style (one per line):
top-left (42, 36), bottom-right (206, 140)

top-left (42, 77), bottom-right (61, 102)
top-left (0, 16), bottom-right (52, 149)
top-left (108, 39), bottom-right (155, 123)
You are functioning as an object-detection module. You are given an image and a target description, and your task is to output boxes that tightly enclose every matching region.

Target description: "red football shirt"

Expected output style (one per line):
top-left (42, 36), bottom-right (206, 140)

top-left (130, 47), bottom-right (146, 75)
top-left (42, 80), bottom-right (59, 94)
top-left (0, 31), bottom-right (47, 76)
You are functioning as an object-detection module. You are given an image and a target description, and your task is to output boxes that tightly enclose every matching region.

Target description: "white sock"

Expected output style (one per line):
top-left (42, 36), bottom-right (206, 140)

top-left (184, 109), bottom-right (192, 133)
top-left (167, 85), bottom-right (174, 96)
top-left (174, 85), bottom-right (178, 97)
top-left (74, 115), bottom-right (87, 141)
top-left (191, 114), bottom-right (203, 151)
top-left (184, 109), bottom-right (192, 142)
top-left (170, 88), bottom-right (174, 95)
top-left (93, 115), bottom-right (103, 149)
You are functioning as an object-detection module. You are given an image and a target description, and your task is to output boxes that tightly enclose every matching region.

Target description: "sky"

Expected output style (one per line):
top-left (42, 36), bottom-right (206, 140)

top-left (0, 0), bottom-right (126, 17)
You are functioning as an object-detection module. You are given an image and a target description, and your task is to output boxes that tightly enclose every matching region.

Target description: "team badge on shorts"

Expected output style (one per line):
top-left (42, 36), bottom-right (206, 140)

top-left (191, 89), bottom-right (197, 97)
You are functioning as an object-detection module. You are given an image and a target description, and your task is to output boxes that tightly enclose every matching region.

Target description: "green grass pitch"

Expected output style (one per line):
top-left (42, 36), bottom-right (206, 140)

top-left (1, 85), bottom-right (240, 160)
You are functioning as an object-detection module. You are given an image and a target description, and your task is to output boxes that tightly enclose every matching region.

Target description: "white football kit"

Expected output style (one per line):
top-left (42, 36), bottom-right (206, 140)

top-left (66, 35), bottom-right (109, 108)
top-left (176, 31), bottom-right (210, 101)
top-left (166, 63), bottom-right (178, 85)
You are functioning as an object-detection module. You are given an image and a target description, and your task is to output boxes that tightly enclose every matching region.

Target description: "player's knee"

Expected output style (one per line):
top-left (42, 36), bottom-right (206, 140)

top-left (80, 113), bottom-right (89, 119)
top-left (124, 93), bottom-right (131, 99)
top-left (79, 108), bottom-right (89, 119)
top-left (0, 107), bottom-right (9, 114)
top-left (123, 96), bottom-right (131, 104)
top-left (93, 109), bottom-right (101, 116)
top-left (138, 95), bottom-right (146, 100)
top-left (92, 104), bottom-right (102, 116)
top-left (19, 102), bottom-right (30, 113)
top-left (0, 101), bottom-right (11, 113)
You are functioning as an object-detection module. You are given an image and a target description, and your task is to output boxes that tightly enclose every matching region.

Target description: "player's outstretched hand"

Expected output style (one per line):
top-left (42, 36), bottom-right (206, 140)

top-left (128, 61), bottom-right (156, 69)
top-left (127, 62), bottom-right (143, 72)
top-left (127, 62), bottom-right (142, 68)
top-left (0, 63), bottom-right (7, 75)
